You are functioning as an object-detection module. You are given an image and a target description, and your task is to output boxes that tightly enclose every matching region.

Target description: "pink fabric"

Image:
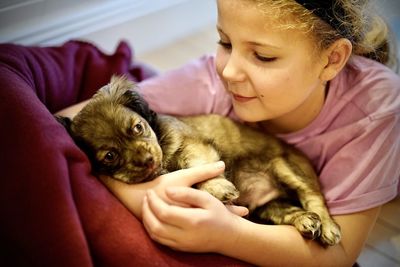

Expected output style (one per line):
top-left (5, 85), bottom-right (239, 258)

top-left (138, 55), bottom-right (400, 215)
top-left (0, 42), bottom-right (249, 267)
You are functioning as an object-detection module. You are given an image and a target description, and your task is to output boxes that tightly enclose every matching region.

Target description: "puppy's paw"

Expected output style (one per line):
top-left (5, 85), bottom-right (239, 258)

top-left (319, 220), bottom-right (342, 246)
top-left (293, 212), bottom-right (322, 240)
top-left (197, 178), bottom-right (239, 203)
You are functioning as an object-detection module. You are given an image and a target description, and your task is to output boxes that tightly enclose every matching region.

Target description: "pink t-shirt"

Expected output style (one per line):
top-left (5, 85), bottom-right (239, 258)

top-left (138, 55), bottom-right (400, 215)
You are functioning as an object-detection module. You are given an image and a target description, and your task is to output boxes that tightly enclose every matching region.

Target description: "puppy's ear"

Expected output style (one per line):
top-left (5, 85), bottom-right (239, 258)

top-left (55, 115), bottom-right (72, 133)
top-left (110, 75), bottom-right (132, 89)
top-left (109, 75), bottom-right (135, 96)
top-left (107, 75), bottom-right (157, 123)
top-left (103, 75), bottom-right (159, 133)
top-left (122, 90), bottom-right (159, 132)
top-left (94, 75), bottom-right (134, 99)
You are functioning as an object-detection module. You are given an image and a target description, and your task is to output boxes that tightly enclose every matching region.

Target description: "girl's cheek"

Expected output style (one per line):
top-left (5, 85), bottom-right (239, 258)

top-left (215, 48), bottom-right (228, 77)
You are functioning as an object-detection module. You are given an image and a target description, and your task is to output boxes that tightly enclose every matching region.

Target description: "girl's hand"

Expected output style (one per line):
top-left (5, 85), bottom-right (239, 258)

top-left (100, 161), bottom-right (247, 219)
top-left (142, 186), bottom-right (248, 253)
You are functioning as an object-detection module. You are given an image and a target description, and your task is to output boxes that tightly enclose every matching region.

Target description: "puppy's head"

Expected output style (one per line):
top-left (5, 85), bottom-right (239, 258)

top-left (57, 75), bottom-right (163, 184)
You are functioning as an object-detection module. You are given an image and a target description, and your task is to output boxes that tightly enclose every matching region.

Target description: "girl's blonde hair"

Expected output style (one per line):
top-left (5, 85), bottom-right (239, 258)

top-left (252, 0), bottom-right (398, 71)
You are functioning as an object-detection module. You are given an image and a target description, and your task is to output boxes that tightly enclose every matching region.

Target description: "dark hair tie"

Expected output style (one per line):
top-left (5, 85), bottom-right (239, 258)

top-left (294, 0), bottom-right (352, 41)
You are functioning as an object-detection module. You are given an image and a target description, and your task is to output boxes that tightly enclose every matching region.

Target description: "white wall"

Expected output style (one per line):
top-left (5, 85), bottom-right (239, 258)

top-left (0, 0), bottom-right (217, 55)
top-left (80, 0), bottom-right (217, 55)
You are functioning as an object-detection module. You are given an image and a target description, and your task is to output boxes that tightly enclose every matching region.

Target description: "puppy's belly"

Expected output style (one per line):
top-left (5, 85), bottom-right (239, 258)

top-left (234, 171), bottom-right (281, 211)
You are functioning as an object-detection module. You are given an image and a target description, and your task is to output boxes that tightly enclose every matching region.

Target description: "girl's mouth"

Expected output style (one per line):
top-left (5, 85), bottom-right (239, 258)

top-left (232, 94), bottom-right (257, 103)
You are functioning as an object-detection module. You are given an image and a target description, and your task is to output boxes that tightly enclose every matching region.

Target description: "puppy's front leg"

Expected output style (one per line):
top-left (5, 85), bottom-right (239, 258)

top-left (256, 199), bottom-right (322, 241)
top-left (269, 157), bottom-right (341, 246)
top-left (178, 141), bottom-right (239, 203)
top-left (196, 176), bottom-right (239, 203)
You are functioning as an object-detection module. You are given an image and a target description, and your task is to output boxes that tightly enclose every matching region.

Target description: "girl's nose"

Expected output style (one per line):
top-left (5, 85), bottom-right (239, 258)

top-left (222, 52), bottom-right (246, 82)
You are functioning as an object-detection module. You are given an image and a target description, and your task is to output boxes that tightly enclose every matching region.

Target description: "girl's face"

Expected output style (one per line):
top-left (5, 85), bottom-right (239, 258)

top-left (215, 0), bottom-right (329, 133)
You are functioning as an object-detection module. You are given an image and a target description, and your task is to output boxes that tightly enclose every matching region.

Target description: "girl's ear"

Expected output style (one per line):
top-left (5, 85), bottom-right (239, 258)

top-left (319, 38), bottom-right (353, 81)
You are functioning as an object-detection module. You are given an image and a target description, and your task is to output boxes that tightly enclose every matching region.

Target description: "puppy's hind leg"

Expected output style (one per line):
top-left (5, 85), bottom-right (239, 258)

top-left (255, 200), bottom-right (323, 241)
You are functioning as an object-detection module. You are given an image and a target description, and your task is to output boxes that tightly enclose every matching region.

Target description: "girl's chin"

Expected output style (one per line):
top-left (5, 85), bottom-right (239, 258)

top-left (233, 109), bottom-right (266, 123)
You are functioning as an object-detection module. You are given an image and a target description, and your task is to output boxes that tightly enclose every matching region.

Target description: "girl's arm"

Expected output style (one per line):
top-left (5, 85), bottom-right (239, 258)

top-left (141, 186), bottom-right (380, 267)
top-left (224, 207), bottom-right (380, 267)
top-left (99, 161), bottom-right (248, 220)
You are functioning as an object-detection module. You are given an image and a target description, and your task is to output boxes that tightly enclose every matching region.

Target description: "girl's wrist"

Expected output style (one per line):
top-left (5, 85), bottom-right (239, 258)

top-left (215, 215), bottom-right (247, 255)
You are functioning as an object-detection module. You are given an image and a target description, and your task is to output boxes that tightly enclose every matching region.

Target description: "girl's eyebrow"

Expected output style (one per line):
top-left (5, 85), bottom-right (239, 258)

top-left (217, 25), bottom-right (281, 50)
top-left (248, 41), bottom-right (281, 50)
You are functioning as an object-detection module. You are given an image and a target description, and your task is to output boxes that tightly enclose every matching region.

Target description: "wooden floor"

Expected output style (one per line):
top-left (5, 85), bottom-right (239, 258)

top-left (137, 18), bottom-right (400, 266)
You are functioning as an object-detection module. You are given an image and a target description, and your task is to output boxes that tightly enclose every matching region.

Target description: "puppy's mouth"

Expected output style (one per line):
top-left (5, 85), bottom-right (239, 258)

top-left (141, 163), bottom-right (163, 182)
top-left (116, 162), bottom-right (163, 184)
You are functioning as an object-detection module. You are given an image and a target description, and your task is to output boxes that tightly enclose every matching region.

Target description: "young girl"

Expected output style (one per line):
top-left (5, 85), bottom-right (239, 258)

top-left (59, 0), bottom-right (400, 266)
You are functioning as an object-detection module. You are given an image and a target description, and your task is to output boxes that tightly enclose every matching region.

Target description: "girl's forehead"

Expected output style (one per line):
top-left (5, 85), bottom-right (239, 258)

top-left (217, 0), bottom-right (298, 30)
top-left (217, 1), bottom-right (301, 36)
top-left (217, 0), bottom-right (317, 55)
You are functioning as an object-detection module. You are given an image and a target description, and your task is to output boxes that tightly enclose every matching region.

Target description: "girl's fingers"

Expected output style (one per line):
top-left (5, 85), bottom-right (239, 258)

top-left (142, 195), bottom-right (181, 242)
top-left (165, 187), bottom-right (249, 216)
top-left (225, 205), bottom-right (249, 217)
top-left (144, 190), bottom-right (199, 227)
top-left (162, 161), bottom-right (226, 186)
top-left (143, 197), bottom-right (198, 251)
top-left (165, 186), bottom-right (217, 209)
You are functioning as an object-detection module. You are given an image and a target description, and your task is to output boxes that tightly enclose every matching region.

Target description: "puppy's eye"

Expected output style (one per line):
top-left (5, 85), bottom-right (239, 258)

top-left (132, 121), bottom-right (144, 135)
top-left (103, 151), bottom-right (117, 163)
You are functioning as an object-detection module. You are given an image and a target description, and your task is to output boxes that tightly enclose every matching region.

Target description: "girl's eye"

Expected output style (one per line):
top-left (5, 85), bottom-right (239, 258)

top-left (254, 53), bottom-right (277, 63)
top-left (217, 40), bottom-right (232, 50)
top-left (132, 121), bottom-right (144, 135)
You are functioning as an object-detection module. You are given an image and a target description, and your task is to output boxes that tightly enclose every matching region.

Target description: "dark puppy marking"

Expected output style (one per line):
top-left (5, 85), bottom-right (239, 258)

top-left (56, 76), bottom-right (341, 246)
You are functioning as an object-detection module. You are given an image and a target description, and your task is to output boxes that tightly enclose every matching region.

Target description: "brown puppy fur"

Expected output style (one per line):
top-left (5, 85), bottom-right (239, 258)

top-left (57, 76), bottom-right (341, 246)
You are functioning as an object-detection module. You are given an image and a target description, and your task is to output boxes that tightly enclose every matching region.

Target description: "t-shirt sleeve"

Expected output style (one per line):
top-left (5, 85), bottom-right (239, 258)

top-left (320, 114), bottom-right (400, 215)
top-left (137, 55), bottom-right (234, 117)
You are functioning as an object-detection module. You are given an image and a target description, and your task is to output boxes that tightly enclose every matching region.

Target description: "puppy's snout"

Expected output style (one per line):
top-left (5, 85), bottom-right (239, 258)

top-left (143, 154), bottom-right (154, 167)
top-left (135, 152), bottom-right (155, 168)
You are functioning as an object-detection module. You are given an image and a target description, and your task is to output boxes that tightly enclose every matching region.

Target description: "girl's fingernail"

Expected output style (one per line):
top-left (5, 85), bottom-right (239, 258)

top-left (215, 161), bottom-right (225, 169)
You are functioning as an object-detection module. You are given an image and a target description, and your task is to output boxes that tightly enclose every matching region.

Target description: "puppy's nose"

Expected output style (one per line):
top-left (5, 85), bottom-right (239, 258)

top-left (143, 154), bottom-right (154, 167)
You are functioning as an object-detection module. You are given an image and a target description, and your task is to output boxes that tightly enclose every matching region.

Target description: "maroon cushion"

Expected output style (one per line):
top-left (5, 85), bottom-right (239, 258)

top-left (0, 41), bottom-right (249, 267)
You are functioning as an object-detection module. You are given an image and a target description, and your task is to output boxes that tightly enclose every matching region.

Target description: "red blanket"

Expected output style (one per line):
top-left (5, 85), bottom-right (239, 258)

top-left (0, 41), bottom-right (249, 267)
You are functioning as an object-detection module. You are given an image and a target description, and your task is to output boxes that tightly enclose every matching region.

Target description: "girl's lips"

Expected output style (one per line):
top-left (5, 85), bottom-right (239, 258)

top-left (232, 94), bottom-right (257, 103)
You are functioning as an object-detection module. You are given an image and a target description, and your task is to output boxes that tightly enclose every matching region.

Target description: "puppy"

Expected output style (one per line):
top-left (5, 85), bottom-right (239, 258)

top-left (56, 76), bottom-right (341, 246)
